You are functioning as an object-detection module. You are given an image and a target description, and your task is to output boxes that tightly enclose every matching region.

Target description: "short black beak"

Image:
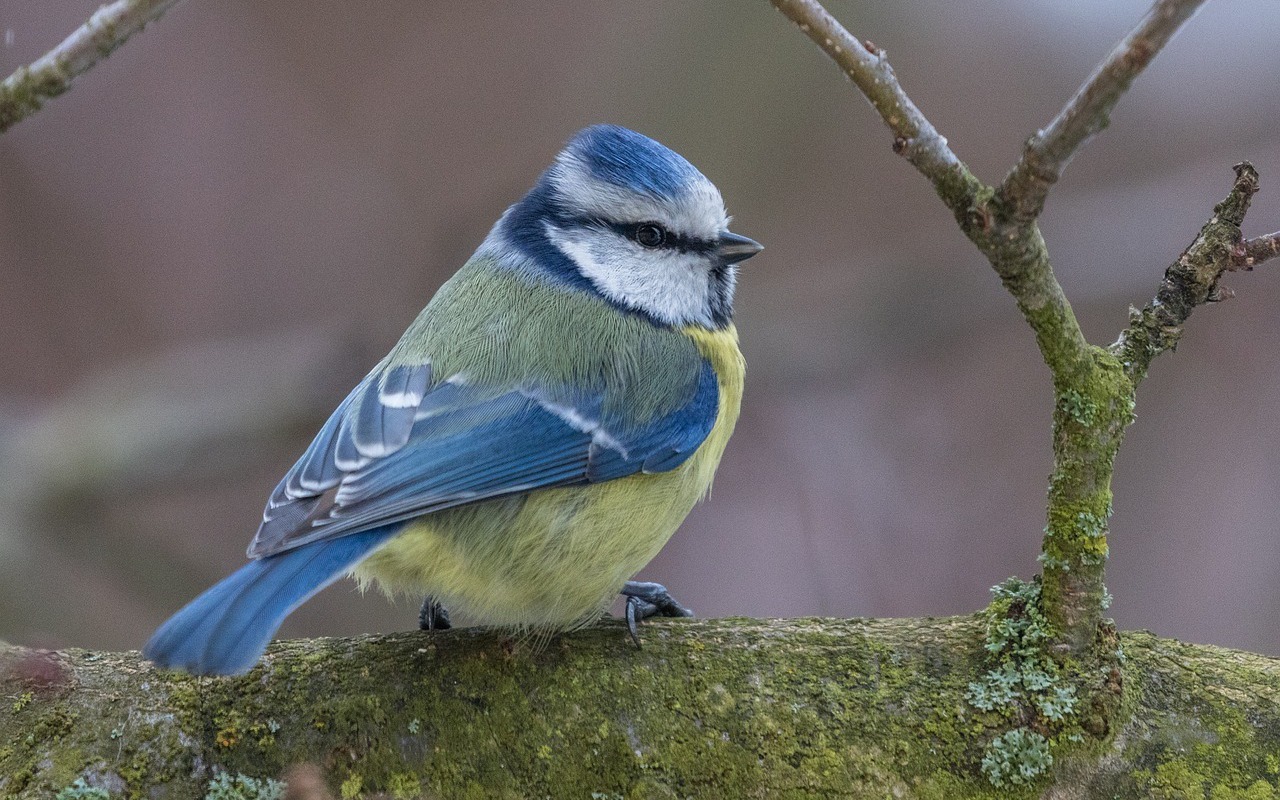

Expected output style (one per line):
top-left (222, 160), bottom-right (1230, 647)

top-left (716, 231), bottom-right (764, 265)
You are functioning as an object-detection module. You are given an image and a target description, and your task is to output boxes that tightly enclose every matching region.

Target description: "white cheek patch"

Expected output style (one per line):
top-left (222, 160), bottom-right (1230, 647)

top-left (546, 223), bottom-right (714, 328)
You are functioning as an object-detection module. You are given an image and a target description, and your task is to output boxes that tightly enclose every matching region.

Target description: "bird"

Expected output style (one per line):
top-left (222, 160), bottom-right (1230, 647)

top-left (143, 124), bottom-right (762, 675)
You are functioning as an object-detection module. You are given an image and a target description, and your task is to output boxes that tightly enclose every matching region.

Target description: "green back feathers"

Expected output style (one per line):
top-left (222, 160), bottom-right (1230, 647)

top-left (387, 257), bottom-right (707, 422)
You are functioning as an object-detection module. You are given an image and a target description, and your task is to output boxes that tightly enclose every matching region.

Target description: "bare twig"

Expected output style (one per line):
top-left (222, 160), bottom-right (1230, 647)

top-left (999, 0), bottom-right (1208, 221)
top-left (1235, 231), bottom-right (1280, 269)
top-left (0, 0), bottom-right (184, 133)
top-left (770, 0), bottom-right (967, 199)
top-left (1111, 163), bottom-right (1261, 385)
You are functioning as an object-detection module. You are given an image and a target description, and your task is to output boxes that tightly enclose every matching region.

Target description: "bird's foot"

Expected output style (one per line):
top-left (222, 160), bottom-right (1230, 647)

top-left (418, 596), bottom-right (452, 631)
top-left (620, 580), bottom-right (693, 648)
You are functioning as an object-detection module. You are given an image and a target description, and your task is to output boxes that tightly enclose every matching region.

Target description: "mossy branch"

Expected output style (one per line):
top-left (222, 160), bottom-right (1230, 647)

top-left (4, 621), bottom-right (1280, 798)
top-left (0, 0), bottom-right (185, 134)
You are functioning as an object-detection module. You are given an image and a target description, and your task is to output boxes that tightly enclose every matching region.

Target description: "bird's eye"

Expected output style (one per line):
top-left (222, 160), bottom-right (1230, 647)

top-left (634, 223), bottom-right (667, 248)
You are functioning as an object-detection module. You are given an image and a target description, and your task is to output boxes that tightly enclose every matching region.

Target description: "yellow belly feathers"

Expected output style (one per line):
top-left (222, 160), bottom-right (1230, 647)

top-left (352, 324), bottom-right (744, 631)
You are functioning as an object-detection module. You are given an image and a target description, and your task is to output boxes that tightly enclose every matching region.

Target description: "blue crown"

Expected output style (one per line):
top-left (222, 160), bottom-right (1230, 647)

top-left (563, 124), bottom-right (703, 201)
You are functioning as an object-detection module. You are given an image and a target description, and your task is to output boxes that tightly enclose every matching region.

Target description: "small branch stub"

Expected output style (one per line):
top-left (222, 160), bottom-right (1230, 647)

top-left (1234, 231), bottom-right (1280, 270)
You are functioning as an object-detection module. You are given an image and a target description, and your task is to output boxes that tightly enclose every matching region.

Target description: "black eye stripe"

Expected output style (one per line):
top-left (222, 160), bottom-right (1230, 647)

top-left (578, 218), bottom-right (716, 255)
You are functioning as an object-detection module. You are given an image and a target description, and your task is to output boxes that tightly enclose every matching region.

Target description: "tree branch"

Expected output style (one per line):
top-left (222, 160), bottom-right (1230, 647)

top-left (773, 0), bottom-right (1265, 674)
top-left (773, 0), bottom-right (1123, 657)
top-left (1236, 230), bottom-right (1280, 269)
top-left (769, 0), bottom-right (967, 200)
top-left (0, 0), bottom-right (185, 133)
top-left (999, 0), bottom-right (1208, 222)
top-left (3, 622), bottom-right (1278, 797)
top-left (1110, 163), bottom-right (1261, 386)
top-left (772, 0), bottom-right (1265, 671)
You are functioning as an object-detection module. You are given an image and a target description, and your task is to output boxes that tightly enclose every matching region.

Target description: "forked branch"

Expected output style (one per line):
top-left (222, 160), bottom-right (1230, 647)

top-left (772, 0), bottom-right (1227, 660)
top-left (772, 0), bottom-right (1095, 385)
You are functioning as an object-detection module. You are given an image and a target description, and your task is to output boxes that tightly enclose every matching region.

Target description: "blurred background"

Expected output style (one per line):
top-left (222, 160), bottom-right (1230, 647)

top-left (3, 0), bottom-right (1280, 657)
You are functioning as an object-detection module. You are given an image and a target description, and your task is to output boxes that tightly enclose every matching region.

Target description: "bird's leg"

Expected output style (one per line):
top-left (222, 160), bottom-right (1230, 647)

top-left (620, 580), bottom-right (693, 647)
top-left (418, 596), bottom-right (452, 631)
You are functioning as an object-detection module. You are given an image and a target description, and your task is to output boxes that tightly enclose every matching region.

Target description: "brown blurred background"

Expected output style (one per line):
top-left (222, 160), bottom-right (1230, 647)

top-left (3, 1), bottom-right (1280, 657)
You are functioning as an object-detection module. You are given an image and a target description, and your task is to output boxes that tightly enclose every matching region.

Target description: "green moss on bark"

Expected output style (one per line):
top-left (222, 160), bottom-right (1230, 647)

top-left (4, 623), bottom-right (1280, 798)
top-left (1037, 347), bottom-right (1136, 653)
top-left (0, 619), bottom-right (1018, 798)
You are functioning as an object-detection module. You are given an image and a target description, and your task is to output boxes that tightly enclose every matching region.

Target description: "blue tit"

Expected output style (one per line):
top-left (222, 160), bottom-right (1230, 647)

top-left (143, 124), bottom-right (762, 675)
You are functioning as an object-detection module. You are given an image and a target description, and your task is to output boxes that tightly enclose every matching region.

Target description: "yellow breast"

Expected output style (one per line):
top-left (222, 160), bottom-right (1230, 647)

top-left (353, 325), bottom-right (745, 631)
top-left (676, 323), bottom-right (746, 492)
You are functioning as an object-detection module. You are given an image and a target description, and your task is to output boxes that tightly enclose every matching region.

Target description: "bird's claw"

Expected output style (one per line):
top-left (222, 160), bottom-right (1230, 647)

top-left (418, 596), bottom-right (452, 631)
top-left (620, 581), bottom-right (693, 648)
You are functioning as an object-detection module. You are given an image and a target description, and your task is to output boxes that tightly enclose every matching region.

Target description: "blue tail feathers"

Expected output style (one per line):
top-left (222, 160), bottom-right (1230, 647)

top-left (143, 526), bottom-right (400, 675)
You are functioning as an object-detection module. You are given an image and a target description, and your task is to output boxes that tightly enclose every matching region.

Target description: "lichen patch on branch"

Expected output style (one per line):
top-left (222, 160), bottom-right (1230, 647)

top-left (967, 578), bottom-right (1077, 788)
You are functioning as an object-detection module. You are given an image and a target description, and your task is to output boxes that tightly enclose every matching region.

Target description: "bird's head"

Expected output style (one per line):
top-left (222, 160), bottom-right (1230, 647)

top-left (493, 125), bottom-right (762, 330)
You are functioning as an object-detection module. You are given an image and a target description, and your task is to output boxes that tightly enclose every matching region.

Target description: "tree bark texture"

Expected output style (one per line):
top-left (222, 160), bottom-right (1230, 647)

top-left (3, 618), bottom-right (1278, 799)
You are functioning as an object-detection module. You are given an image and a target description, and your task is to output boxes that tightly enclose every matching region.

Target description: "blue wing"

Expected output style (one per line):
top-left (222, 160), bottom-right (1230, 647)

top-left (248, 358), bottom-right (719, 558)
